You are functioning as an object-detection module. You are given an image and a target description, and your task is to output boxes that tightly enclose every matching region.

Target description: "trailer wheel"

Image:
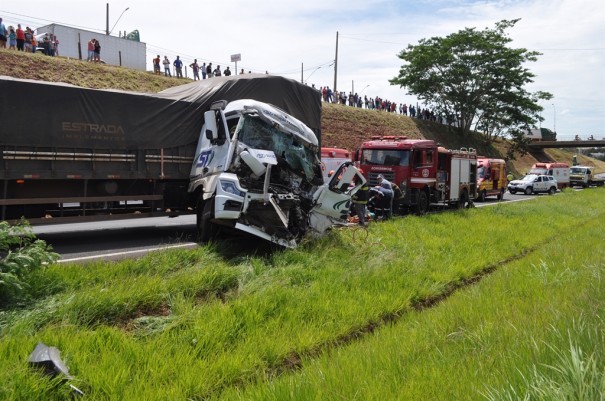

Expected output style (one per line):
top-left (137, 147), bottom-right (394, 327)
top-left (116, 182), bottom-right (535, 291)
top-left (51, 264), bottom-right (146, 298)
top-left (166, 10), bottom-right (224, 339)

top-left (524, 186), bottom-right (533, 195)
top-left (497, 189), bottom-right (504, 200)
top-left (414, 190), bottom-right (429, 215)
top-left (197, 197), bottom-right (217, 243)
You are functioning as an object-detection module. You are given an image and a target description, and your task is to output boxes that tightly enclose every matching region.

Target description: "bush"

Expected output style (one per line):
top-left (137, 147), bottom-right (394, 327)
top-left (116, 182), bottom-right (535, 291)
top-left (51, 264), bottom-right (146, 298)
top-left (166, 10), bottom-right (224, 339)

top-left (0, 220), bottom-right (59, 307)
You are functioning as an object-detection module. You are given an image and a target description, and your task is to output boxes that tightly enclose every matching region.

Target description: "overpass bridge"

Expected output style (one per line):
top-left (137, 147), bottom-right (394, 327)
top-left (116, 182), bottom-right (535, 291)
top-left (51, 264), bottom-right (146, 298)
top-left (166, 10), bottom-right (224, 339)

top-left (528, 135), bottom-right (605, 149)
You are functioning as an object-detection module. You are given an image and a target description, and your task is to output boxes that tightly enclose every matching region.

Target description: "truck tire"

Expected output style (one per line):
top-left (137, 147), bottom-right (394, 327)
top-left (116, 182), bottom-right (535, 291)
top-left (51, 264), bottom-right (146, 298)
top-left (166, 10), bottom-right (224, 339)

top-left (414, 190), bottom-right (429, 215)
top-left (548, 186), bottom-right (556, 195)
top-left (524, 186), bottom-right (533, 195)
top-left (197, 197), bottom-right (218, 243)
top-left (509, 189), bottom-right (516, 194)
top-left (478, 190), bottom-right (487, 202)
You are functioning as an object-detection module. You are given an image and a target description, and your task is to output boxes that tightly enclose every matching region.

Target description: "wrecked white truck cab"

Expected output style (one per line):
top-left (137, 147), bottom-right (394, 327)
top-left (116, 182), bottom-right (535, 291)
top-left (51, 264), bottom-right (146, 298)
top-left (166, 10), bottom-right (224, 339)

top-left (190, 99), bottom-right (365, 247)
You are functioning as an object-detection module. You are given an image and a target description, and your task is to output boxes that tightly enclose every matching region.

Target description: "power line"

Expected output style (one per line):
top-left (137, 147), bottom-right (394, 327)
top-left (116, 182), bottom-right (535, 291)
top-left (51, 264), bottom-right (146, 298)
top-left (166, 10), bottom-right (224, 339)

top-left (0, 9), bottom-right (104, 33)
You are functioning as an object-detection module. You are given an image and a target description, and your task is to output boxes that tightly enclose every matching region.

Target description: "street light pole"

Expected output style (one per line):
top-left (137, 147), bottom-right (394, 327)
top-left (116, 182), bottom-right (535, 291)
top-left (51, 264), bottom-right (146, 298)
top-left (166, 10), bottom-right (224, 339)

top-left (552, 103), bottom-right (556, 133)
top-left (109, 6), bottom-right (130, 36)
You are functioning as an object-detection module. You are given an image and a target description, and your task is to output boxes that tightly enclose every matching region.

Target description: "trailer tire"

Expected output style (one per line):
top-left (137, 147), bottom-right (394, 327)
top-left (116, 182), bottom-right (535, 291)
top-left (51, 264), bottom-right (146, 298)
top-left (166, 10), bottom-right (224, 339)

top-left (414, 190), bottom-right (429, 215)
top-left (197, 197), bottom-right (217, 243)
top-left (524, 186), bottom-right (533, 195)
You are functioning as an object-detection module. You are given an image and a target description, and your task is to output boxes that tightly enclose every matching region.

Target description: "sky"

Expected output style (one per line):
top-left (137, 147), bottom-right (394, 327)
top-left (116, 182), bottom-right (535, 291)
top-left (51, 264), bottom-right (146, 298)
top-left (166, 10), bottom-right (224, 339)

top-left (2, 0), bottom-right (604, 139)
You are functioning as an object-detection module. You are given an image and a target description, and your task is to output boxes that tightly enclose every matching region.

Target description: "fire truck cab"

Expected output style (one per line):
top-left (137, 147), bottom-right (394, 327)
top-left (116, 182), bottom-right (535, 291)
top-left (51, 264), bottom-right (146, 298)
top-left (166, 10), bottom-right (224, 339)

top-left (354, 136), bottom-right (476, 214)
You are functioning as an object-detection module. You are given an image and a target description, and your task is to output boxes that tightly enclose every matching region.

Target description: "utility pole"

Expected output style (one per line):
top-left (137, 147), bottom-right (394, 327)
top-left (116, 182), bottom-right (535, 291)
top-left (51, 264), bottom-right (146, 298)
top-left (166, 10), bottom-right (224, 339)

top-left (333, 31), bottom-right (338, 93)
top-left (106, 3), bottom-right (109, 35)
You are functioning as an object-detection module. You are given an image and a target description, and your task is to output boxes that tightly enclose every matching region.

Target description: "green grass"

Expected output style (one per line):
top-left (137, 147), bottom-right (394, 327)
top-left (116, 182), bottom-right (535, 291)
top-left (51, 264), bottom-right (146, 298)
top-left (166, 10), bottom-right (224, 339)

top-left (0, 189), bottom-right (604, 400)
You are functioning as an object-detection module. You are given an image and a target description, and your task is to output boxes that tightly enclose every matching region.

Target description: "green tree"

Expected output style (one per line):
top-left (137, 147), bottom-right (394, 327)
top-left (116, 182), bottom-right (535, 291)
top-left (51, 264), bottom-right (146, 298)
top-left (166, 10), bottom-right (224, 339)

top-left (390, 19), bottom-right (552, 150)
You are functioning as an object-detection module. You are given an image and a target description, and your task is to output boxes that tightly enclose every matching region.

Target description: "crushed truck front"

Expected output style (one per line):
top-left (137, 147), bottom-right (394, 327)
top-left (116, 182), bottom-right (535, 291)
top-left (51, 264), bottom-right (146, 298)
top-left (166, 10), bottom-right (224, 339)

top-left (190, 99), bottom-right (364, 247)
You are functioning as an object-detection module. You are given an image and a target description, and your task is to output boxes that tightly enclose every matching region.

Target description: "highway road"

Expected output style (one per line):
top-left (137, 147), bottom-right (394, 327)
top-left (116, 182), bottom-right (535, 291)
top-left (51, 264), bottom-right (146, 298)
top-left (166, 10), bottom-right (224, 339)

top-left (33, 191), bottom-right (543, 263)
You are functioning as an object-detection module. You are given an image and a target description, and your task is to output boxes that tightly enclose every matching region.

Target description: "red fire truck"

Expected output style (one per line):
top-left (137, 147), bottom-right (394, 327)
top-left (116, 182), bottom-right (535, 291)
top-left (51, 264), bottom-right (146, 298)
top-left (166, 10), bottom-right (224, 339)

top-left (353, 136), bottom-right (477, 214)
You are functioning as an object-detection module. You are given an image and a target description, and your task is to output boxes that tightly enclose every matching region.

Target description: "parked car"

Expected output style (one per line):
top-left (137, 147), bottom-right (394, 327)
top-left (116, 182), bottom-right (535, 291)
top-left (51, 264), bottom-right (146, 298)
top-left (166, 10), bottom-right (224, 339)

top-left (508, 174), bottom-right (558, 195)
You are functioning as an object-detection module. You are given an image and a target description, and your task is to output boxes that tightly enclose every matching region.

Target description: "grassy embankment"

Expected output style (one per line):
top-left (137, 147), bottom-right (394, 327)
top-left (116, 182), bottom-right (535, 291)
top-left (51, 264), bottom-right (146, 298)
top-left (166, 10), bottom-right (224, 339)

top-left (3, 48), bottom-right (603, 176)
top-left (1, 189), bottom-right (604, 400)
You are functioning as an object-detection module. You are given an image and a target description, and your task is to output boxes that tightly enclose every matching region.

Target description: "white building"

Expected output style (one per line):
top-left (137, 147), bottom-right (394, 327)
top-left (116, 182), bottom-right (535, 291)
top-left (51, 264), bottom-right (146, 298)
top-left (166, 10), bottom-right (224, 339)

top-left (36, 24), bottom-right (146, 71)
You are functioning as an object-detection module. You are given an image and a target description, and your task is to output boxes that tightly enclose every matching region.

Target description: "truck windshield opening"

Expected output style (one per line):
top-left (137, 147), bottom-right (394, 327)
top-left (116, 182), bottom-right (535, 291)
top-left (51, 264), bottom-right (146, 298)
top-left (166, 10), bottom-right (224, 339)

top-left (237, 115), bottom-right (319, 182)
top-left (361, 149), bottom-right (410, 167)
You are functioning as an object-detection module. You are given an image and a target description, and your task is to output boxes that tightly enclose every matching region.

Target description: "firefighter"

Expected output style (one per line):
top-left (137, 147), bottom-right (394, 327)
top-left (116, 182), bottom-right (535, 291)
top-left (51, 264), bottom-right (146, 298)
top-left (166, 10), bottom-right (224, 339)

top-left (375, 174), bottom-right (394, 220)
top-left (351, 170), bottom-right (369, 226)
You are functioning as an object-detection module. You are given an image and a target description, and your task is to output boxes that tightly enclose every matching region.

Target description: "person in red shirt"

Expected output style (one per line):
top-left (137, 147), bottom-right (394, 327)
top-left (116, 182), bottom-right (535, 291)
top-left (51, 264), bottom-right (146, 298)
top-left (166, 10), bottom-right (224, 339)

top-left (16, 24), bottom-right (25, 51)
top-left (87, 38), bottom-right (95, 61)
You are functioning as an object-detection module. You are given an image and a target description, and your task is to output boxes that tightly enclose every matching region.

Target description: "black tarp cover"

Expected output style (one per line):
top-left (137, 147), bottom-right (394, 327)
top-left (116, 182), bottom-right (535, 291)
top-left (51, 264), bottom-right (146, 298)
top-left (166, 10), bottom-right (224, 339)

top-left (0, 74), bottom-right (321, 150)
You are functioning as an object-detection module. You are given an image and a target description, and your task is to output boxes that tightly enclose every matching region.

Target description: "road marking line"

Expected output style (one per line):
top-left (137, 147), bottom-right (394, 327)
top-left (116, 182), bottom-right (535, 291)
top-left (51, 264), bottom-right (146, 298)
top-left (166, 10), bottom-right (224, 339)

top-left (58, 242), bottom-right (198, 263)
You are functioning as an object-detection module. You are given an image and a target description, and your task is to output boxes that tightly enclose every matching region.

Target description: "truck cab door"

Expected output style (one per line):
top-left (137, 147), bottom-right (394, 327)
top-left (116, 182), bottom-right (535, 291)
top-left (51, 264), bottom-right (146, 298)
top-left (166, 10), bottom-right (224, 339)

top-left (312, 162), bottom-right (366, 220)
top-left (190, 108), bottom-right (233, 179)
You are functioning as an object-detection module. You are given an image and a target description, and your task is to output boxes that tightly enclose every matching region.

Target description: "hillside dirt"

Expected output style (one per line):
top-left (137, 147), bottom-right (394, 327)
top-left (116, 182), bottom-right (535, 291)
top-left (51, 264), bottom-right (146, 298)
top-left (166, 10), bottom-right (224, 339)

top-left (2, 49), bottom-right (603, 177)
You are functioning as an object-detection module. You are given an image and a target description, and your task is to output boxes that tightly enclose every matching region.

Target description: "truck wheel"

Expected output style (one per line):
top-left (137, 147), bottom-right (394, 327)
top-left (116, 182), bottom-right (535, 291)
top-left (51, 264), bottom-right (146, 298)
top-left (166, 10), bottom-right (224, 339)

top-left (197, 197), bottom-right (217, 243)
top-left (414, 190), bottom-right (429, 215)
top-left (478, 190), bottom-right (487, 202)
top-left (548, 186), bottom-right (556, 195)
top-left (509, 189), bottom-right (516, 194)
top-left (524, 186), bottom-right (533, 195)
top-left (497, 189), bottom-right (504, 200)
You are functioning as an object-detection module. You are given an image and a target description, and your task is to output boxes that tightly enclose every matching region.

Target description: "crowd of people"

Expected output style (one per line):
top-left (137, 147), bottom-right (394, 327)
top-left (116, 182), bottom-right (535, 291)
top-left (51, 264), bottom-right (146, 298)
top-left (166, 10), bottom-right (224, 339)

top-left (0, 17), bottom-right (58, 56)
top-left (317, 85), bottom-right (446, 124)
top-left (153, 55), bottom-right (248, 79)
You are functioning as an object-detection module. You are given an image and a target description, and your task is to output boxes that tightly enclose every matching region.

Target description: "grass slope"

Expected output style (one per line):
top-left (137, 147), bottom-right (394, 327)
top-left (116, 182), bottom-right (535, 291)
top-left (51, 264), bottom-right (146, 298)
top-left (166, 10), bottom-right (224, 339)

top-left (1, 189), bottom-right (604, 400)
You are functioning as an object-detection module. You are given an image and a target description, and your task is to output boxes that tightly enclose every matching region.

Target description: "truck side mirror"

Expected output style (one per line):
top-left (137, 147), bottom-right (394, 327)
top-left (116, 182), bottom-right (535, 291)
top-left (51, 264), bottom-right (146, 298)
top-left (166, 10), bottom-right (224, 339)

top-left (204, 110), bottom-right (218, 141)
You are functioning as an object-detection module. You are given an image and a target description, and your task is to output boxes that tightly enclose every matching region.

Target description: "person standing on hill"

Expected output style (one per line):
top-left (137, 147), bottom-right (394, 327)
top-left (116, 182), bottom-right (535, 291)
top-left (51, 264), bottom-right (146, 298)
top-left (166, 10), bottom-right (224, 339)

top-left (173, 56), bottom-right (183, 78)
top-left (163, 56), bottom-right (171, 77)
top-left (93, 39), bottom-right (101, 62)
top-left (8, 26), bottom-right (16, 50)
top-left (87, 38), bottom-right (95, 61)
top-left (15, 24), bottom-right (25, 51)
top-left (0, 18), bottom-right (7, 48)
top-left (213, 65), bottom-right (222, 77)
top-left (189, 59), bottom-right (200, 80)
top-left (206, 62), bottom-right (213, 78)
top-left (153, 55), bottom-right (161, 74)
top-left (201, 62), bottom-right (207, 79)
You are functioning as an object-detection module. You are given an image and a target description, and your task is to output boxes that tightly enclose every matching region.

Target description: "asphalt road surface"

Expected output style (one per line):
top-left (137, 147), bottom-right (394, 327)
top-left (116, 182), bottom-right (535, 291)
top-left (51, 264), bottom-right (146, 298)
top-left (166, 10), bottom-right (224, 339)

top-left (33, 191), bottom-right (542, 263)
